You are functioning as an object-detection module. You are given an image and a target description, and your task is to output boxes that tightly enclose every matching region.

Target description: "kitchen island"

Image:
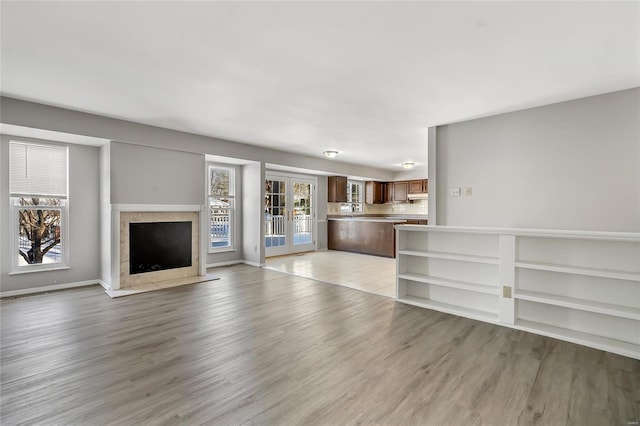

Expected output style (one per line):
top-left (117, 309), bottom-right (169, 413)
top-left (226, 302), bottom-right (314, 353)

top-left (327, 217), bottom-right (408, 258)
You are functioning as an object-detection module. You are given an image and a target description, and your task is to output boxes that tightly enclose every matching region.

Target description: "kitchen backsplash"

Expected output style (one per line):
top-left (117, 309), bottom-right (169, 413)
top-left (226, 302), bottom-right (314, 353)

top-left (327, 199), bottom-right (428, 215)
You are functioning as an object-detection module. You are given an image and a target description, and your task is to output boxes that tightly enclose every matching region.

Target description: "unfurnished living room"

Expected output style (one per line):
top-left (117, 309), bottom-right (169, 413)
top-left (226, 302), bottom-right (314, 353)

top-left (1, 1), bottom-right (639, 425)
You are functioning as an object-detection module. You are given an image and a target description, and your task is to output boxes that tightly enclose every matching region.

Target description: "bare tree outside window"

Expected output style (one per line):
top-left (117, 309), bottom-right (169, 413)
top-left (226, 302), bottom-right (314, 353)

top-left (210, 168), bottom-right (229, 197)
top-left (209, 165), bottom-right (234, 251)
top-left (17, 197), bottom-right (62, 265)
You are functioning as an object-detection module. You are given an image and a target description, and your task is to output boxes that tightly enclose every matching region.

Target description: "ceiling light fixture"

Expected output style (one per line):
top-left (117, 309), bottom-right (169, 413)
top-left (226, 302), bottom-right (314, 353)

top-left (323, 150), bottom-right (339, 158)
top-left (402, 162), bottom-right (415, 169)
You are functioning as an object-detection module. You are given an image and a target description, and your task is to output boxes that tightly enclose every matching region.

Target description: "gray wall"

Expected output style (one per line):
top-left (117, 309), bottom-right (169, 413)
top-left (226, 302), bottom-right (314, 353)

top-left (435, 88), bottom-right (640, 232)
top-left (0, 97), bottom-right (394, 181)
top-left (110, 141), bottom-right (205, 205)
top-left (0, 97), bottom-right (396, 289)
top-left (316, 176), bottom-right (329, 250)
top-left (1, 96), bottom-right (395, 277)
top-left (0, 135), bottom-right (101, 292)
top-left (242, 162), bottom-right (265, 265)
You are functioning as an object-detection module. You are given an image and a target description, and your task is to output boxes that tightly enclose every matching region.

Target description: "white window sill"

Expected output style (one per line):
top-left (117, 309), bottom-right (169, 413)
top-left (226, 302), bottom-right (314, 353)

top-left (8, 265), bottom-right (70, 276)
top-left (208, 248), bottom-right (237, 254)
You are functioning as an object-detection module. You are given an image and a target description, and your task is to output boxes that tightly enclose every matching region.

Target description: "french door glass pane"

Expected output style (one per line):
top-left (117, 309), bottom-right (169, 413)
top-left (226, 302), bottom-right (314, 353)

top-left (293, 182), bottom-right (312, 246)
top-left (265, 179), bottom-right (287, 248)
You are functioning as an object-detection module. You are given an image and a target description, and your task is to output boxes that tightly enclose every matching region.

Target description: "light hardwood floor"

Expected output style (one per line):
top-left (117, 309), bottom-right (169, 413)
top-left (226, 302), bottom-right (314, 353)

top-left (1, 264), bottom-right (638, 425)
top-left (265, 250), bottom-right (396, 297)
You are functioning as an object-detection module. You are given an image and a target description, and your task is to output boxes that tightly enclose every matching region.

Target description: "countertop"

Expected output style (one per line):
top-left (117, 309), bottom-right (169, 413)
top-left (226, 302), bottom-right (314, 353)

top-left (327, 214), bottom-right (427, 220)
top-left (327, 217), bottom-right (408, 223)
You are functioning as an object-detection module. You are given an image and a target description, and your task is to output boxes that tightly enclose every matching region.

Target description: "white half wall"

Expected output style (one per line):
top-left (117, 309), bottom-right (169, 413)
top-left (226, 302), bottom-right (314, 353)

top-left (435, 88), bottom-right (640, 232)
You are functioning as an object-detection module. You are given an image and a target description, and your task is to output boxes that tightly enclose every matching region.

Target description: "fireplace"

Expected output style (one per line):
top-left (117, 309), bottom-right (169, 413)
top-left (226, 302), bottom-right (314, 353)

top-left (129, 221), bottom-right (192, 275)
top-left (118, 210), bottom-right (201, 289)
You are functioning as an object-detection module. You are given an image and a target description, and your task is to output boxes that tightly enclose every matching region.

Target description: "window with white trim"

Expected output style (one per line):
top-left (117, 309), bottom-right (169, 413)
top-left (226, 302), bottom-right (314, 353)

top-left (9, 141), bottom-right (69, 272)
top-left (208, 164), bottom-right (235, 252)
top-left (341, 180), bottom-right (364, 213)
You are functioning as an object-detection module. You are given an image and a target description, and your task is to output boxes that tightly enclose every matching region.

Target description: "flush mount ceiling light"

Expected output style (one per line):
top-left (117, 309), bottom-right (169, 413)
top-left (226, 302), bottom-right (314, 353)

top-left (402, 162), bottom-right (415, 169)
top-left (323, 150), bottom-right (339, 158)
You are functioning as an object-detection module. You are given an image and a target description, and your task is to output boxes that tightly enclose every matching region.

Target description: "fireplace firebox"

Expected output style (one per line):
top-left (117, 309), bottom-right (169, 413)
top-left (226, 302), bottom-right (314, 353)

top-left (129, 221), bottom-right (192, 275)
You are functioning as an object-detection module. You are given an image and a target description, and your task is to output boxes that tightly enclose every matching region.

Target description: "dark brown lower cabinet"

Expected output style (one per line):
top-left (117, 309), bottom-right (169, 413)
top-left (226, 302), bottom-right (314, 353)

top-left (328, 219), bottom-right (403, 258)
top-left (405, 219), bottom-right (428, 225)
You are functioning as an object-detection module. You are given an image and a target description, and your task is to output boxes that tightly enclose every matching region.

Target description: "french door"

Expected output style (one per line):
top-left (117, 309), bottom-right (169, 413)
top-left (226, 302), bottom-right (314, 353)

top-left (265, 173), bottom-right (316, 257)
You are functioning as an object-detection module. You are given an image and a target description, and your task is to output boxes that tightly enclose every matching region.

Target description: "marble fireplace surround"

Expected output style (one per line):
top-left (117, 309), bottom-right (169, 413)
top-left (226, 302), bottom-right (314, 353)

top-left (111, 204), bottom-right (207, 290)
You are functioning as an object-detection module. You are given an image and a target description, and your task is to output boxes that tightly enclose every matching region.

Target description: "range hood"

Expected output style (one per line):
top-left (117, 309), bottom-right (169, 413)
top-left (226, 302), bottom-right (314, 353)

top-left (407, 193), bottom-right (429, 200)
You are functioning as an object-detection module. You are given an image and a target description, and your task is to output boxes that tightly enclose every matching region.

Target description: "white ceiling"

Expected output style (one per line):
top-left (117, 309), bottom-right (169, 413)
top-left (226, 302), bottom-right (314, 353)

top-left (1, 2), bottom-right (638, 172)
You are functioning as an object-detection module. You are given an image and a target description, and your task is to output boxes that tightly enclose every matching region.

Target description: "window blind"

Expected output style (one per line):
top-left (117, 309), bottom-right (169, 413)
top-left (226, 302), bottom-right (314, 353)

top-left (10, 141), bottom-right (68, 198)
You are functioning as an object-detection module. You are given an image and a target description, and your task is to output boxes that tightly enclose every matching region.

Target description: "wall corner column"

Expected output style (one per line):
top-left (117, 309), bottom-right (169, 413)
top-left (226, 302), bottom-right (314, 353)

top-left (427, 126), bottom-right (437, 225)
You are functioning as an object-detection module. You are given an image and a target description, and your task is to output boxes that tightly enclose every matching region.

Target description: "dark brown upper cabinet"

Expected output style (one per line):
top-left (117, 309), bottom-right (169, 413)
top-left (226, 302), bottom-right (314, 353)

top-left (392, 181), bottom-right (409, 203)
top-left (409, 179), bottom-right (428, 194)
top-left (365, 181), bottom-right (385, 204)
top-left (328, 176), bottom-right (348, 203)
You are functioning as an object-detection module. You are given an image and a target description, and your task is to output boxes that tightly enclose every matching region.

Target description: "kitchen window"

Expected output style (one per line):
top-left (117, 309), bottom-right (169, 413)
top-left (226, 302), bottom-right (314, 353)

top-left (341, 180), bottom-right (364, 213)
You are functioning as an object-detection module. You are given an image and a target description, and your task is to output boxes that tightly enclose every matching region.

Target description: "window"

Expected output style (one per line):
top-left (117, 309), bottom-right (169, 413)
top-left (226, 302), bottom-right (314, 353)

top-left (341, 180), bottom-right (364, 213)
top-left (9, 141), bottom-right (69, 272)
top-left (208, 164), bottom-right (235, 252)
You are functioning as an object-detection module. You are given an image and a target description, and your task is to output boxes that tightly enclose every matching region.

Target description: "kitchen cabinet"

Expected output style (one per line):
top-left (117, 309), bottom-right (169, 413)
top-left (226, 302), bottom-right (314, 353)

top-left (384, 182), bottom-right (394, 203)
top-left (365, 181), bottom-right (385, 204)
top-left (328, 176), bottom-right (347, 202)
top-left (409, 179), bottom-right (428, 194)
top-left (328, 218), bottom-right (406, 257)
top-left (392, 181), bottom-right (409, 203)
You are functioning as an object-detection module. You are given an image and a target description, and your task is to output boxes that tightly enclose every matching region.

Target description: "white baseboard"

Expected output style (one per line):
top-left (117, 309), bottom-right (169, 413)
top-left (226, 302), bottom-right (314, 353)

top-left (1, 261), bottom-right (266, 298)
top-left (206, 260), bottom-right (265, 268)
top-left (206, 260), bottom-right (244, 269)
top-left (0, 279), bottom-right (101, 298)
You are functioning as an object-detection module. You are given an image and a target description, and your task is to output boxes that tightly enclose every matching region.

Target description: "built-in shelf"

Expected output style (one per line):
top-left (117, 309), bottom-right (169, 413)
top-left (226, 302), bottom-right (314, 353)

top-left (399, 273), bottom-right (499, 295)
top-left (398, 249), bottom-right (499, 264)
top-left (396, 225), bottom-right (640, 360)
top-left (515, 290), bottom-right (640, 320)
top-left (515, 261), bottom-right (640, 282)
top-left (398, 296), bottom-right (499, 323)
top-left (514, 319), bottom-right (640, 360)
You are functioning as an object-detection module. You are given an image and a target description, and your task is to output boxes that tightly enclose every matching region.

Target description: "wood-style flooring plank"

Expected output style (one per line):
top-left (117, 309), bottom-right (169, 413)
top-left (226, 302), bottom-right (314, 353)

top-left (1, 264), bottom-right (638, 425)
